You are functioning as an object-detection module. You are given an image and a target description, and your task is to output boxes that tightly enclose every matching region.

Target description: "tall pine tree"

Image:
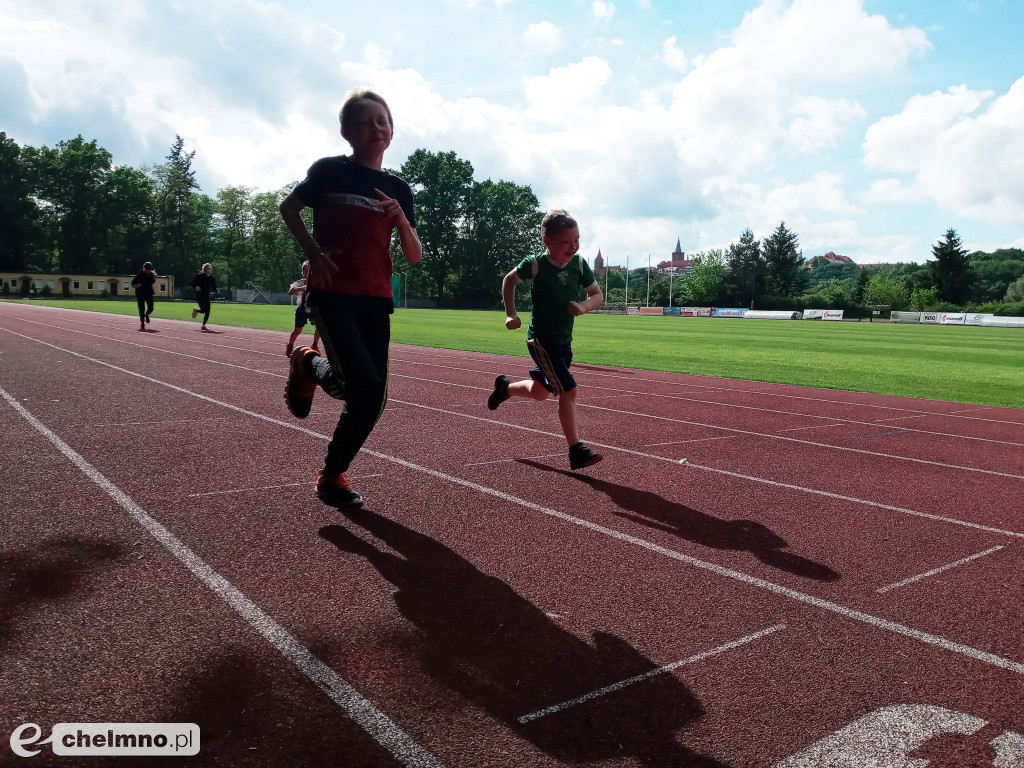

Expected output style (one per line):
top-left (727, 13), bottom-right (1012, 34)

top-left (763, 221), bottom-right (805, 297)
top-left (931, 228), bottom-right (972, 305)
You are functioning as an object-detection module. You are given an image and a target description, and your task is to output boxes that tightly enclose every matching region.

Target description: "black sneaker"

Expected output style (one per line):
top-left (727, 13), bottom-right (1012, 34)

top-left (569, 442), bottom-right (603, 470)
top-left (145, 314), bottom-right (151, 324)
top-left (488, 375), bottom-right (511, 410)
top-left (316, 471), bottom-right (363, 507)
top-left (284, 346), bottom-right (318, 418)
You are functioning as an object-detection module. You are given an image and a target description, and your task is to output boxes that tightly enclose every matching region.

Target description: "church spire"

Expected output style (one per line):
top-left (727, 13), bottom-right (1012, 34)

top-left (674, 237), bottom-right (682, 255)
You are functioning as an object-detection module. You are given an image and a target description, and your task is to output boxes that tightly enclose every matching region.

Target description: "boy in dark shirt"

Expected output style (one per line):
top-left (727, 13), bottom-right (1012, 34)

top-left (130, 262), bottom-right (157, 331)
top-left (280, 90), bottom-right (421, 508)
top-left (190, 263), bottom-right (217, 330)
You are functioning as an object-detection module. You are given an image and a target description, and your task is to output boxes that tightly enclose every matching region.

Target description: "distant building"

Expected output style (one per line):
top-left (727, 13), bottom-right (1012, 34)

top-left (814, 251), bottom-right (854, 264)
top-left (657, 238), bottom-right (694, 274)
top-left (593, 250), bottom-right (605, 275)
top-left (0, 271), bottom-right (175, 298)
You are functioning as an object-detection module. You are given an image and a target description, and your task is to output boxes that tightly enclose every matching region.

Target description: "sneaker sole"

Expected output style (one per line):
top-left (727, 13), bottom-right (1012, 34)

top-left (316, 486), bottom-right (363, 508)
top-left (284, 348), bottom-right (317, 418)
top-left (570, 453), bottom-right (603, 470)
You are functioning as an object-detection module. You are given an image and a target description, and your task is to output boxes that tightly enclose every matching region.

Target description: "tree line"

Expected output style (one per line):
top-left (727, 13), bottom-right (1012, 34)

top-left (3, 131), bottom-right (1022, 314)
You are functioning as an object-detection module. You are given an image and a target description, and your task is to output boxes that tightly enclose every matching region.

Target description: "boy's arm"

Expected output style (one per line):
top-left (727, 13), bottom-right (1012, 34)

top-left (280, 192), bottom-right (333, 268)
top-left (375, 189), bottom-right (421, 265)
top-left (502, 269), bottom-right (523, 330)
top-left (568, 282), bottom-right (603, 316)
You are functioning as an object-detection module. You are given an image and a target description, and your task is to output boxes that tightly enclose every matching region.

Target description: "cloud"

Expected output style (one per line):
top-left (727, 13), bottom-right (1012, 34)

top-left (591, 0), bottom-right (615, 23)
top-left (786, 96), bottom-right (866, 153)
top-left (523, 21), bottom-right (561, 51)
top-left (864, 78), bottom-right (1024, 225)
top-left (659, 36), bottom-right (688, 73)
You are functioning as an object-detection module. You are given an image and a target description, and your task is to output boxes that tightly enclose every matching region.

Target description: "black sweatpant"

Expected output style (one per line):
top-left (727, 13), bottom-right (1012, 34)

top-left (308, 293), bottom-right (392, 476)
top-left (196, 293), bottom-right (211, 324)
top-left (136, 295), bottom-right (153, 324)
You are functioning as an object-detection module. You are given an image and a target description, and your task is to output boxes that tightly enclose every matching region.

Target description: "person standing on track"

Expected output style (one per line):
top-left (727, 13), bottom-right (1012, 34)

top-left (130, 261), bottom-right (156, 331)
top-left (190, 262), bottom-right (217, 330)
top-left (488, 209), bottom-right (604, 470)
top-left (285, 259), bottom-right (321, 357)
top-left (280, 89), bottom-right (421, 508)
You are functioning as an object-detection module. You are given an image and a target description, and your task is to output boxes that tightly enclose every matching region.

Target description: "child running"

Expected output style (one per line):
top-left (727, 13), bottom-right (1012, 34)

top-left (488, 209), bottom-right (604, 470)
top-left (279, 89), bottom-right (421, 508)
top-left (130, 261), bottom-right (156, 331)
top-left (190, 262), bottom-right (217, 330)
top-left (285, 260), bottom-right (321, 357)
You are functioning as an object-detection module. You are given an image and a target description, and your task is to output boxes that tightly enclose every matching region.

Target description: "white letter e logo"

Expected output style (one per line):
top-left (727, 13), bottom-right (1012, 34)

top-left (10, 724), bottom-right (52, 758)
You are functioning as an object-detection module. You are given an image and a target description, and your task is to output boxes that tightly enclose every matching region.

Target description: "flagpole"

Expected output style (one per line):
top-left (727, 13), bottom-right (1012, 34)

top-left (646, 254), bottom-right (651, 307)
top-left (624, 254), bottom-right (629, 308)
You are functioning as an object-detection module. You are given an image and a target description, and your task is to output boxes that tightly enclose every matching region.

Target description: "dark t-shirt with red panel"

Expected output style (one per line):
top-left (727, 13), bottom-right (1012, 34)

top-left (293, 155), bottom-right (416, 300)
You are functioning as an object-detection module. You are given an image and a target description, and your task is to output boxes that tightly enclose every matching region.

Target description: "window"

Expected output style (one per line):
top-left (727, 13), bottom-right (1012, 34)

top-left (47, 280), bottom-right (55, 289)
top-left (159, 282), bottom-right (166, 292)
top-left (87, 281), bottom-right (93, 290)
top-left (123, 282), bottom-right (130, 291)
top-left (73, 281), bottom-right (80, 289)
top-left (35, 279), bottom-right (43, 289)
top-left (9, 279), bottom-right (15, 287)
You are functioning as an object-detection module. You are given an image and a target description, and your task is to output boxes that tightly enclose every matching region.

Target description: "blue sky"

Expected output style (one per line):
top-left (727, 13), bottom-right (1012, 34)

top-left (2, 0), bottom-right (1022, 266)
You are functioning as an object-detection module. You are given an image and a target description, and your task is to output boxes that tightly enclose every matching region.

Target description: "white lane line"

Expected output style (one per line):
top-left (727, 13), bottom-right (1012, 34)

top-left (518, 624), bottom-right (786, 723)
top-left (88, 417), bottom-right (237, 428)
top-left (774, 423), bottom-right (848, 433)
top-left (5, 327), bottom-right (1021, 541)
top-left (465, 454), bottom-right (565, 467)
top-left (0, 385), bottom-right (444, 768)
top-left (388, 352), bottom-right (1024, 429)
top-left (187, 474), bottom-right (386, 497)
top-left (876, 546), bottom-right (1006, 594)
top-left (644, 436), bottom-right (738, 446)
top-left (6, 332), bottom-right (1024, 679)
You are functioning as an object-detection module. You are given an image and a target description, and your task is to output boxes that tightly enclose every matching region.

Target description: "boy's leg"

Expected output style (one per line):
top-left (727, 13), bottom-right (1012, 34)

top-left (557, 386), bottom-right (580, 446)
top-left (146, 297), bottom-right (154, 320)
top-left (200, 296), bottom-right (211, 325)
top-left (136, 297), bottom-right (146, 327)
top-left (311, 297), bottom-right (390, 476)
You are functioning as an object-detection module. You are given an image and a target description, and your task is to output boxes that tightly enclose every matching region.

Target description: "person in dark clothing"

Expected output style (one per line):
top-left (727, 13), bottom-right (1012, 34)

top-left (190, 263), bottom-right (217, 329)
top-left (280, 89), bottom-right (421, 509)
top-left (131, 262), bottom-right (157, 331)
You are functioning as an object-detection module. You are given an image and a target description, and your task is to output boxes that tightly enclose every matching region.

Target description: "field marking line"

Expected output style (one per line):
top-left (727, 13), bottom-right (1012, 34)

top-left (187, 474), bottom-right (385, 497)
top-left (774, 423), bottom-right (848, 433)
top-left (5, 331), bottom-right (1024, 679)
top-left (4, 327), bottom-right (1020, 541)
top-left (643, 436), bottom-right (738, 446)
top-left (389, 349), bottom-right (1024, 427)
top-left (465, 453), bottom-right (565, 467)
top-left (0, 384), bottom-right (445, 768)
top-left (518, 624), bottom-right (786, 723)
top-left (87, 417), bottom-right (237, 428)
top-left (581, 402), bottom-right (1024, 481)
top-left (388, 357), bottom-right (1024, 448)
top-left (876, 546), bottom-right (1007, 594)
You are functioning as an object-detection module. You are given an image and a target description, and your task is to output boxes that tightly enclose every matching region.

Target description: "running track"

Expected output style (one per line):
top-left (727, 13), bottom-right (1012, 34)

top-left (1, 302), bottom-right (1023, 768)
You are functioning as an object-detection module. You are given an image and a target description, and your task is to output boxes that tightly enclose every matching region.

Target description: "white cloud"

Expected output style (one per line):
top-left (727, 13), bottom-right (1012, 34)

top-left (786, 96), bottom-right (866, 153)
top-left (523, 21), bottom-right (561, 51)
top-left (591, 0), bottom-right (615, 23)
top-left (864, 78), bottom-right (1024, 225)
top-left (860, 178), bottom-right (926, 206)
top-left (659, 36), bottom-right (688, 73)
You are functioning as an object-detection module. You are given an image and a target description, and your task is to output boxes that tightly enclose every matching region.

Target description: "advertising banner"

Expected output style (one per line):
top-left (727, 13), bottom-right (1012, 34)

top-left (823, 310), bottom-right (845, 321)
top-left (940, 313), bottom-right (966, 325)
top-left (890, 312), bottom-right (921, 323)
top-left (664, 307), bottom-right (681, 316)
top-left (965, 313), bottom-right (993, 326)
top-left (712, 307), bottom-right (745, 318)
top-left (639, 307), bottom-right (664, 315)
top-left (679, 307), bottom-right (698, 317)
top-left (697, 307), bottom-right (713, 317)
top-left (921, 312), bottom-right (940, 324)
top-left (626, 306), bottom-right (640, 315)
top-left (803, 309), bottom-right (825, 320)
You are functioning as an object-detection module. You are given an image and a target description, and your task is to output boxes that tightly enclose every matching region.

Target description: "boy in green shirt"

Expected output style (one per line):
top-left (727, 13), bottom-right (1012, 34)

top-left (488, 209), bottom-right (604, 469)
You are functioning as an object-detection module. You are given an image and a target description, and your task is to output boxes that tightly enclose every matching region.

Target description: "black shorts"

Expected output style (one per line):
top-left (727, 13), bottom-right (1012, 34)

top-left (527, 337), bottom-right (576, 395)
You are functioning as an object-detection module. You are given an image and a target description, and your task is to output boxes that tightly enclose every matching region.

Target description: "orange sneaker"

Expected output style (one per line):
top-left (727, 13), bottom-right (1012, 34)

top-left (316, 471), bottom-right (362, 507)
top-left (284, 346), bottom-right (318, 418)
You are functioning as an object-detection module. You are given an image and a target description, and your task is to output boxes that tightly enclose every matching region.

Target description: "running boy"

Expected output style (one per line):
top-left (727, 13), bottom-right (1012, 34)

top-left (131, 261), bottom-right (156, 331)
top-left (190, 262), bottom-right (217, 330)
top-left (488, 210), bottom-right (604, 470)
top-left (280, 89), bottom-right (421, 508)
top-left (285, 260), bottom-right (321, 357)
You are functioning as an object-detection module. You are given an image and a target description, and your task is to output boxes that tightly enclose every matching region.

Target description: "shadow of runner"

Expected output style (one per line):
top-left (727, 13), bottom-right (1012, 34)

top-left (518, 459), bottom-right (840, 583)
top-left (320, 512), bottom-right (729, 767)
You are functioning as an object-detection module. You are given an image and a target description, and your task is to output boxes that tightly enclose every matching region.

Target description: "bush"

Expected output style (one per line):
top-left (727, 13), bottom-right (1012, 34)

top-left (39, 286), bottom-right (52, 297)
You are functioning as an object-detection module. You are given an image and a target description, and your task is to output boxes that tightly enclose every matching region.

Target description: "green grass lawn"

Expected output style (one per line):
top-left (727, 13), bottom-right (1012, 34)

top-left (8, 299), bottom-right (1023, 408)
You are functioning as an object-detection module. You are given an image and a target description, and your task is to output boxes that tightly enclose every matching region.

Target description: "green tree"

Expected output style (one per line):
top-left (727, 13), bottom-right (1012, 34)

top-left (930, 228), bottom-right (972, 305)
top-left (152, 135), bottom-right (202, 285)
top-left (762, 221), bottom-right (805, 297)
top-left (454, 179), bottom-right (542, 308)
top-left (864, 274), bottom-right (910, 309)
top-left (725, 228), bottom-right (764, 306)
top-left (679, 249), bottom-right (727, 305)
top-left (398, 149), bottom-right (474, 304)
top-left (23, 135), bottom-right (114, 273)
top-left (1005, 275), bottom-right (1024, 302)
top-left (213, 185), bottom-right (253, 289)
top-left (0, 132), bottom-right (42, 271)
top-left (250, 187), bottom-right (300, 291)
top-left (852, 268), bottom-right (869, 304)
top-left (968, 249), bottom-right (1024, 303)
top-left (98, 165), bottom-right (156, 274)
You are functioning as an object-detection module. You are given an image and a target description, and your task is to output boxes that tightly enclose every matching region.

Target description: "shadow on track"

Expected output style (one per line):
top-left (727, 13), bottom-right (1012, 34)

top-left (0, 537), bottom-right (123, 648)
top-left (572, 363), bottom-right (634, 375)
top-left (518, 459), bottom-right (840, 582)
top-left (320, 511), bottom-right (729, 767)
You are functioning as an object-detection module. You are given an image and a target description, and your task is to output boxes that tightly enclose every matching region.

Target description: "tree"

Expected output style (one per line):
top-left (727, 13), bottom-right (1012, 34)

top-left (679, 249), bottom-right (727, 305)
top-left (454, 179), bottom-right (542, 307)
top-left (213, 185), bottom-right (253, 289)
top-left (1005, 275), bottom-right (1024, 303)
top-left (864, 274), bottom-right (910, 309)
top-left (250, 187), bottom-right (300, 291)
top-left (152, 135), bottom-right (202, 285)
top-left (0, 132), bottom-right (41, 271)
top-left (930, 228), bottom-right (972, 305)
top-left (852, 268), bottom-right (869, 305)
top-left (23, 135), bottom-right (114, 273)
top-left (98, 165), bottom-right (156, 274)
top-left (762, 221), bottom-right (805, 297)
top-left (724, 228), bottom-right (764, 306)
top-left (398, 150), bottom-right (474, 304)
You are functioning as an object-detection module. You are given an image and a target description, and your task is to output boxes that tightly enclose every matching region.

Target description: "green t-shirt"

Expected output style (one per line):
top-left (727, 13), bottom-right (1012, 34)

top-left (515, 253), bottom-right (596, 345)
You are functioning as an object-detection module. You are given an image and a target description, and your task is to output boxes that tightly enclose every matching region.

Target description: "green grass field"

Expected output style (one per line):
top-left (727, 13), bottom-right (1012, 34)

top-left (8, 298), bottom-right (1023, 408)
